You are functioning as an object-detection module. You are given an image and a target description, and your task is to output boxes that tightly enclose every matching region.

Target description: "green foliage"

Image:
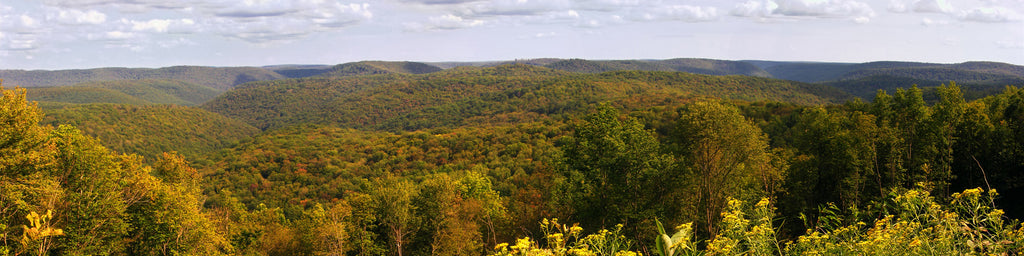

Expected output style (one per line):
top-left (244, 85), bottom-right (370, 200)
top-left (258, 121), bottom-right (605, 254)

top-left (7, 63), bottom-right (1024, 256)
top-left (561, 104), bottom-right (674, 243)
top-left (543, 58), bottom-right (771, 77)
top-left (1, 66), bottom-right (284, 91)
top-left (26, 79), bottom-right (220, 106)
top-left (0, 86), bottom-right (227, 255)
top-left (784, 188), bottom-right (1022, 255)
top-left (655, 219), bottom-right (697, 256)
top-left (673, 101), bottom-right (777, 238)
top-left (40, 104), bottom-right (259, 163)
top-left (319, 61), bottom-right (442, 77)
top-left (490, 218), bottom-right (642, 256)
top-left (204, 64), bottom-right (848, 131)
top-left (500, 188), bottom-right (1020, 256)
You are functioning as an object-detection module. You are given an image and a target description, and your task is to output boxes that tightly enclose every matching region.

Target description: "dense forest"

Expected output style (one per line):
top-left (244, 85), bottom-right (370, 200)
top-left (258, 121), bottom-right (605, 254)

top-left (2, 61), bottom-right (1024, 255)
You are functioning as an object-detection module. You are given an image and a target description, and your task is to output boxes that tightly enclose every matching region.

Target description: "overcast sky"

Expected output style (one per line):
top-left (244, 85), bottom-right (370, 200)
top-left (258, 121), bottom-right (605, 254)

top-left (1, 0), bottom-right (1022, 70)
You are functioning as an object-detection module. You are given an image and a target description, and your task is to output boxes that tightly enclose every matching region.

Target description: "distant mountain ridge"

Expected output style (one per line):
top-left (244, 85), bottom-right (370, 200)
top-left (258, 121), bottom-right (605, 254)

top-left (0, 66), bottom-right (283, 91)
top-left (541, 58), bottom-right (772, 77)
top-left (27, 79), bottom-right (221, 106)
top-left (318, 61), bottom-right (443, 77)
top-left (202, 64), bottom-right (849, 131)
top-left (4, 59), bottom-right (1022, 102)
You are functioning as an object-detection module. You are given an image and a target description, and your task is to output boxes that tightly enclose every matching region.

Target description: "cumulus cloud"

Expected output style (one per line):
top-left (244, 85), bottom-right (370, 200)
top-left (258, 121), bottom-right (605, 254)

top-left (16, 15), bottom-right (41, 31)
top-left (405, 14), bottom-right (484, 31)
top-left (889, 0), bottom-right (954, 13)
top-left (920, 17), bottom-right (950, 26)
top-left (773, 0), bottom-right (874, 18)
top-left (205, 1), bottom-right (373, 43)
top-left (571, 0), bottom-right (641, 12)
top-left (49, 9), bottom-right (107, 25)
top-left (157, 38), bottom-right (197, 48)
top-left (401, 0), bottom-right (482, 4)
top-left (0, 4), bottom-right (43, 52)
top-left (98, 31), bottom-right (136, 40)
top-left (5, 38), bottom-right (39, 51)
top-left (913, 0), bottom-right (954, 13)
top-left (633, 5), bottom-right (718, 22)
top-left (307, 3), bottom-right (373, 28)
top-left (732, 0), bottom-right (778, 18)
top-left (732, 0), bottom-right (874, 22)
top-left (533, 32), bottom-right (557, 38)
top-left (128, 18), bottom-right (196, 33)
top-left (958, 7), bottom-right (1022, 22)
top-left (41, 0), bottom-right (199, 11)
top-left (462, 0), bottom-right (571, 17)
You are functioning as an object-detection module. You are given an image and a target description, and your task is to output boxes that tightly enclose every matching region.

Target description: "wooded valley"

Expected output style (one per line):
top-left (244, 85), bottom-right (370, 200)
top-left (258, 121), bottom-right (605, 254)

top-left (1, 59), bottom-right (1023, 255)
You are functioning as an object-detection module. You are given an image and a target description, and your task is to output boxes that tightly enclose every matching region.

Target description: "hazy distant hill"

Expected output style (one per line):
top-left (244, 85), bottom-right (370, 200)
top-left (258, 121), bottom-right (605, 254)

top-left (40, 104), bottom-right (260, 163)
top-left (27, 79), bottom-right (221, 106)
top-left (264, 64), bottom-right (333, 78)
top-left (543, 59), bottom-right (673, 73)
top-left (435, 58), bottom-right (773, 77)
top-left (204, 64), bottom-right (848, 131)
top-left (751, 61), bottom-right (1024, 83)
top-left (0, 66), bottom-right (284, 90)
top-left (746, 60), bottom-right (1024, 100)
top-left (318, 61), bottom-right (443, 77)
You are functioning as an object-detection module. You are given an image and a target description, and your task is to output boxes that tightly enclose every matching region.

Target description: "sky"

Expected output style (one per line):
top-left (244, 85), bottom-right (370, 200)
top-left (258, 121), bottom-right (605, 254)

top-left (0, 0), bottom-right (1022, 70)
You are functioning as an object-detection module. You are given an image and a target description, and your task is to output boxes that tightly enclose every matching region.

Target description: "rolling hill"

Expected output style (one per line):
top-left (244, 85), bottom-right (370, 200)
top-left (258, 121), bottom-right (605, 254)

top-left (0, 65), bottom-right (284, 90)
top-left (26, 79), bottom-right (221, 106)
top-left (263, 64), bottom-right (333, 78)
top-left (203, 64), bottom-right (850, 131)
top-left (318, 61), bottom-right (443, 77)
top-left (40, 103), bottom-right (260, 163)
top-left (430, 58), bottom-right (772, 77)
top-left (747, 60), bottom-right (1024, 100)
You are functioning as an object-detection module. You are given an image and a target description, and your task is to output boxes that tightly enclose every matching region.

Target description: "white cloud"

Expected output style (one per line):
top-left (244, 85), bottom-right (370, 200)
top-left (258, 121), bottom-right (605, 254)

top-left (104, 31), bottom-right (135, 40)
top-left (6, 38), bottom-right (38, 51)
top-left (773, 0), bottom-right (874, 17)
top-left (958, 7), bottom-right (1022, 23)
top-left (732, 0), bottom-right (874, 22)
top-left (401, 0), bottom-right (482, 5)
top-left (18, 15), bottom-right (40, 29)
top-left (571, 0), bottom-right (641, 12)
top-left (158, 38), bottom-right (197, 48)
top-left (912, 0), bottom-right (954, 13)
top-left (533, 32), bottom-right (557, 38)
top-left (732, 0), bottom-right (779, 17)
top-left (576, 19), bottom-right (603, 28)
top-left (129, 18), bottom-right (196, 33)
top-left (50, 9), bottom-right (107, 25)
top-left (307, 3), bottom-right (373, 28)
top-left (205, 1), bottom-right (373, 43)
top-left (463, 0), bottom-right (571, 17)
top-left (634, 5), bottom-right (718, 22)
top-left (920, 17), bottom-right (950, 26)
top-left (890, 0), bottom-right (954, 13)
top-left (406, 14), bottom-right (484, 31)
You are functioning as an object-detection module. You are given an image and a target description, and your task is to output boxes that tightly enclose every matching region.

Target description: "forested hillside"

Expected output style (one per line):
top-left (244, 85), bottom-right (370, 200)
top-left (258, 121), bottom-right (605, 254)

top-left (203, 64), bottom-right (848, 131)
top-left (4, 59), bottom-right (1020, 103)
top-left (0, 66), bottom-right (283, 90)
top-left (751, 61), bottom-right (1024, 100)
top-left (543, 58), bottom-right (770, 78)
top-left (3, 61), bottom-right (1024, 256)
top-left (39, 104), bottom-right (259, 163)
top-left (264, 65), bottom-right (334, 78)
top-left (319, 61), bottom-right (443, 77)
top-left (27, 79), bottom-right (220, 106)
